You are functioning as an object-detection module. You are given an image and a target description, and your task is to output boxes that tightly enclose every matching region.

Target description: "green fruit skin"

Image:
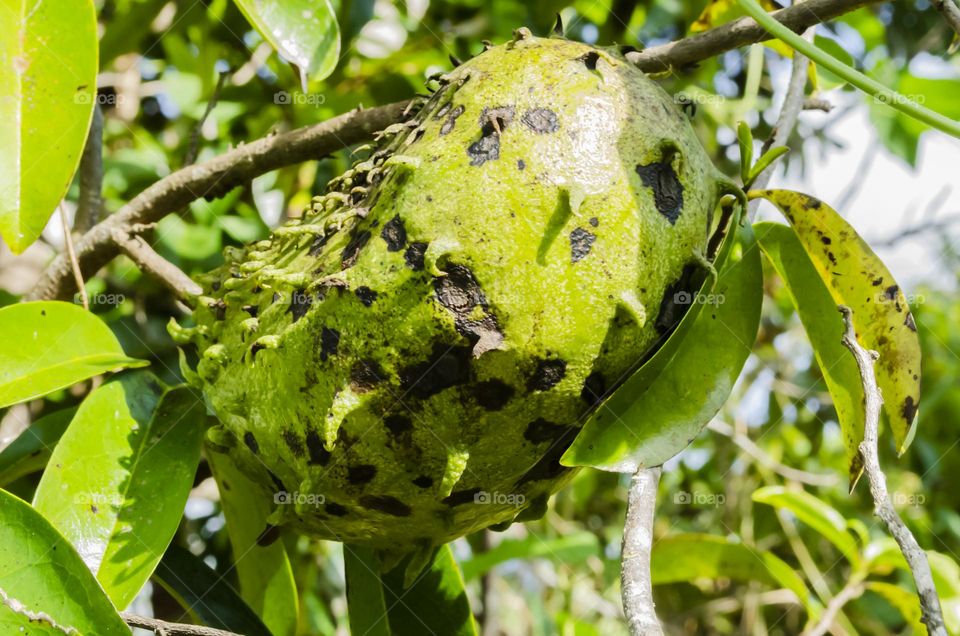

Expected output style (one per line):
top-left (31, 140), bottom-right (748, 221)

top-left (179, 33), bottom-right (730, 548)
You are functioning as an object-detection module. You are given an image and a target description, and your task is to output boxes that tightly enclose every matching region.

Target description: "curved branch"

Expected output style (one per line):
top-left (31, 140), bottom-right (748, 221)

top-left (621, 466), bottom-right (663, 636)
top-left (838, 306), bottom-right (947, 636)
top-left (627, 0), bottom-right (886, 73)
top-left (121, 612), bottom-right (242, 636)
top-left (28, 101), bottom-right (410, 301)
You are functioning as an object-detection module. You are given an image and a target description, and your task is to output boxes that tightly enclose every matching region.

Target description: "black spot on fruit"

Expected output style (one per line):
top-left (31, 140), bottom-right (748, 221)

top-left (467, 106), bottom-right (514, 167)
top-left (655, 263), bottom-right (700, 334)
top-left (434, 264), bottom-right (504, 353)
top-left (211, 300), bottom-right (226, 320)
top-left (283, 430), bottom-right (304, 457)
top-left (319, 327), bottom-right (340, 361)
top-left (404, 242), bottom-right (428, 270)
top-left (440, 104), bottom-right (465, 135)
top-left (309, 232), bottom-right (333, 257)
top-left (902, 396), bottom-right (918, 423)
top-left (256, 524), bottom-right (280, 547)
top-left (384, 414), bottom-right (413, 436)
top-left (306, 430), bottom-right (331, 466)
top-left (347, 464), bottom-right (377, 485)
top-left (468, 135), bottom-right (500, 166)
top-left (243, 305), bottom-right (258, 318)
top-left (244, 432), bottom-right (260, 454)
top-left (354, 286), bottom-right (378, 307)
top-left (250, 342), bottom-right (266, 360)
top-left (289, 290), bottom-right (312, 322)
top-left (521, 107), bottom-right (559, 133)
top-left (527, 358), bottom-right (566, 391)
top-left (473, 379), bottom-right (515, 411)
top-left (443, 488), bottom-right (483, 506)
top-left (517, 159), bottom-right (526, 170)
top-left (589, 216), bottom-right (599, 227)
top-left (359, 495), bottom-right (412, 517)
top-left (569, 227), bottom-right (596, 263)
top-left (341, 230), bottom-right (371, 269)
top-left (636, 156), bottom-right (684, 224)
top-left (579, 50), bottom-right (600, 70)
top-left (400, 344), bottom-right (473, 399)
top-left (350, 359), bottom-right (385, 393)
top-left (580, 371), bottom-right (606, 406)
top-left (515, 426), bottom-right (578, 486)
top-left (325, 502), bottom-right (348, 516)
top-left (380, 215), bottom-right (406, 251)
top-left (524, 418), bottom-right (569, 443)
top-left (413, 475), bottom-right (434, 488)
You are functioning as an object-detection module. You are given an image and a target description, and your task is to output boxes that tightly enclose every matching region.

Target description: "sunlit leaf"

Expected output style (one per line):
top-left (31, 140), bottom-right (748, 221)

top-left (460, 532), bottom-right (600, 580)
top-left (154, 544), bottom-right (273, 636)
top-left (208, 449), bottom-right (299, 636)
top-left (0, 0), bottom-right (98, 252)
top-left (753, 486), bottom-right (861, 564)
top-left (690, 0), bottom-right (792, 56)
top-left (0, 301), bottom-right (147, 408)
top-left (0, 407), bottom-right (74, 486)
top-left (233, 0), bottom-right (341, 82)
top-left (562, 220), bottom-right (763, 471)
top-left (34, 374), bottom-right (205, 609)
top-left (750, 190), bottom-right (921, 454)
top-left (0, 489), bottom-right (129, 634)
top-left (345, 544), bottom-right (477, 636)
top-left (865, 582), bottom-right (924, 633)
top-left (652, 533), bottom-right (820, 618)
top-left (755, 222), bottom-right (866, 484)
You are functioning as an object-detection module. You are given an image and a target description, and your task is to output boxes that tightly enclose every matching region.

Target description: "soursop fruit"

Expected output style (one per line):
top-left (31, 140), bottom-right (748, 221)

top-left (174, 30), bottom-right (738, 549)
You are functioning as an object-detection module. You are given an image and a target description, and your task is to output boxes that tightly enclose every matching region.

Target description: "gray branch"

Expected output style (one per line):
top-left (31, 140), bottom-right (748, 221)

top-left (838, 306), bottom-right (947, 636)
top-left (111, 228), bottom-right (202, 303)
top-left (932, 0), bottom-right (960, 37)
top-left (121, 612), bottom-right (242, 636)
top-left (74, 105), bottom-right (104, 234)
top-left (621, 466), bottom-right (663, 636)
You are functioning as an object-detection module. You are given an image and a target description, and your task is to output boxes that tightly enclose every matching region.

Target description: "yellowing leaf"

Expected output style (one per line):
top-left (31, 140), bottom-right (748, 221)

top-left (690, 0), bottom-right (792, 57)
top-left (750, 190), bottom-right (920, 454)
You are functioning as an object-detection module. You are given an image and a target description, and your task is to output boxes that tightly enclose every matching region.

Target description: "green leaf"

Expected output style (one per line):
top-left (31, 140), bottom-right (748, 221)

top-left (208, 449), bottom-right (299, 636)
top-left (0, 408), bottom-right (74, 486)
top-left (750, 190), bottom-right (921, 454)
top-left (652, 533), bottom-right (820, 618)
top-left (737, 121), bottom-right (754, 184)
top-left (154, 543), bottom-right (273, 636)
top-left (746, 146), bottom-right (789, 187)
top-left (0, 301), bottom-right (148, 408)
top-left (0, 0), bottom-right (98, 252)
top-left (233, 0), bottom-right (341, 82)
top-left (460, 532), bottom-right (600, 580)
top-left (864, 582), bottom-right (924, 633)
top-left (33, 374), bottom-right (205, 609)
top-left (562, 220), bottom-right (763, 471)
top-left (753, 486), bottom-right (861, 565)
top-left (0, 489), bottom-right (129, 635)
top-left (755, 222), bottom-right (866, 485)
top-left (345, 544), bottom-right (478, 636)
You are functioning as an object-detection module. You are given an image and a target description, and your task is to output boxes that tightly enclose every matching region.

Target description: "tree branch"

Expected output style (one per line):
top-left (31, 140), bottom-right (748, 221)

top-left (626, 0), bottom-right (886, 73)
top-left (932, 0), bottom-right (960, 37)
top-left (838, 306), bottom-right (947, 636)
top-left (74, 104), bottom-right (104, 234)
top-left (621, 466), bottom-right (663, 636)
top-left (28, 101), bottom-right (410, 301)
top-left (121, 612), bottom-right (242, 636)
top-left (111, 227), bottom-right (202, 302)
top-left (801, 579), bottom-right (865, 636)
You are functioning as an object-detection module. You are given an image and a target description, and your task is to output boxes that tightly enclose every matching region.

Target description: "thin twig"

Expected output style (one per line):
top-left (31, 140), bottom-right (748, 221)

top-left (111, 228), bottom-right (202, 303)
top-left (932, 0), bottom-right (960, 37)
top-left (74, 104), bottom-right (104, 233)
top-left (838, 305), bottom-right (947, 636)
top-left (802, 580), bottom-right (866, 636)
top-left (621, 466), bottom-right (663, 636)
top-left (708, 421), bottom-right (838, 487)
top-left (120, 612), bottom-right (242, 636)
top-left (184, 72), bottom-right (228, 167)
top-left (28, 101), bottom-right (410, 301)
top-left (59, 206), bottom-right (88, 310)
top-left (626, 0), bottom-right (886, 73)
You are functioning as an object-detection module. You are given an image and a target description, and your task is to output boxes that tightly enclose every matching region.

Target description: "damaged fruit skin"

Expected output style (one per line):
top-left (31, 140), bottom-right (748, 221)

top-left (176, 32), bottom-right (735, 549)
